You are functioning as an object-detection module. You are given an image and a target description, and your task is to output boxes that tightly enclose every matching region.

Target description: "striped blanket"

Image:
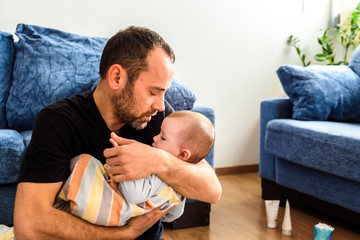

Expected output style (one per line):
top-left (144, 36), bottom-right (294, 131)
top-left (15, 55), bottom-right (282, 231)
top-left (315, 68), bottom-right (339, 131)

top-left (54, 154), bottom-right (185, 226)
top-left (0, 225), bottom-right (14, 240)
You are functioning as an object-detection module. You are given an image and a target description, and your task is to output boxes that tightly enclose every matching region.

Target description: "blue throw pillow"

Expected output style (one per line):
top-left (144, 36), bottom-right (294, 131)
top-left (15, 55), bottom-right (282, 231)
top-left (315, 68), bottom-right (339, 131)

top-left (349, 45), bottom-right (360, 77)
top-left (0, 31), bottom-right (15, 129)
top-left (6, 24), bottom-right (108, 130)
top-left (277, 64), bottom-right (360, 122)
top-left (165, 79), bottom-right (197, 111)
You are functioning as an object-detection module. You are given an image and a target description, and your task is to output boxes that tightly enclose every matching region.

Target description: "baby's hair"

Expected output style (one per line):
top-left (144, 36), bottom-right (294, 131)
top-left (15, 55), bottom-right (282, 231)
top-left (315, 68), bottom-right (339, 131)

top-left (167, 110), bottom-right (215, 163)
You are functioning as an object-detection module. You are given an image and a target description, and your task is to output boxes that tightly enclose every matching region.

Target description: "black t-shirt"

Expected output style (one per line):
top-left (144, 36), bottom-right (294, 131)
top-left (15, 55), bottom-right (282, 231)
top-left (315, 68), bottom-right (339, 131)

top-left (19, 90), bottom-right (173, 239)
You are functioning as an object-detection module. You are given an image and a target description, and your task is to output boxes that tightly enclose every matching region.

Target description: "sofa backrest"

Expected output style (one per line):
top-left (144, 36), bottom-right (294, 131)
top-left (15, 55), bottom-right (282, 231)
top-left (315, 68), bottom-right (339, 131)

top-left (3, 24), bottom-right (197, 131)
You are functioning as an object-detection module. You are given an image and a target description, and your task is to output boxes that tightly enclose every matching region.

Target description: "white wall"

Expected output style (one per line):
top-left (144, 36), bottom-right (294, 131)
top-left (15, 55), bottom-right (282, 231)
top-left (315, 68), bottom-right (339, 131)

top-left (0, 0), bottom-right (333, 168)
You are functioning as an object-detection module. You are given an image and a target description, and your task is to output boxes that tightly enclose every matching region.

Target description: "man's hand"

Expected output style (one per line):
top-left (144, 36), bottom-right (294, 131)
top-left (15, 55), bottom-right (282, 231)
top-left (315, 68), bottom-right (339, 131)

top-left (125, 206), bottom-right (170, 238)
top-left (104, 132), bottom-right (168, 182)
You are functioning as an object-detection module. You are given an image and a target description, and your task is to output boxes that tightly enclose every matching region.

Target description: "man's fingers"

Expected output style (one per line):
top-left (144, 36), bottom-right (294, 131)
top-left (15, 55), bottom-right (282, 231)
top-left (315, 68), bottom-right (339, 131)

top-left (109, 138), bottom-right (118, 147)
top-left (103, 132), bottom-right (131, 159)
top-left (103, 165), bottom-right (136, 182)
top-left (103, 147), bottom-right (118, 159)
top-left (145, 206), bottom-right (166, 218)
top-left (126, 206), bottom-right (166, 237)
top-left (103, 134), bottom-right (157, 182)
top-left (111, 172), bottom-right (145, 182)
top-left (110, 132), bottom-right (132, 145)
top-left (110, 174), bottom-right (127, 183)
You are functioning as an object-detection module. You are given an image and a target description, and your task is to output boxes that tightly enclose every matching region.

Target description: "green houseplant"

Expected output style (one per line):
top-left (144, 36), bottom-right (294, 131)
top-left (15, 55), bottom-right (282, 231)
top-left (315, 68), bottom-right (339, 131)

top-left (289, 2), bottom-right (360, 66)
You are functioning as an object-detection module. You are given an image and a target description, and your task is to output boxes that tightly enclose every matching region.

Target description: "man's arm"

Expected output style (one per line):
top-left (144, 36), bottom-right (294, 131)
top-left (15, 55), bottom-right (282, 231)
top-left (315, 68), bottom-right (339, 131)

top-left (105, 133), bottom-right (222, 203)
top-left (156, 155), bottom-right (222, 203)
top-left (14, 182), bottom-right (167, 240)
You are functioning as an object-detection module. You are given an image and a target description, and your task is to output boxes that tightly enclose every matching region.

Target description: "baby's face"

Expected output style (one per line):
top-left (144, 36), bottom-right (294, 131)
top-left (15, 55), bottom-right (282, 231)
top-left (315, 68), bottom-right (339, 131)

top-left (152, 117), bottom-right (183, 156)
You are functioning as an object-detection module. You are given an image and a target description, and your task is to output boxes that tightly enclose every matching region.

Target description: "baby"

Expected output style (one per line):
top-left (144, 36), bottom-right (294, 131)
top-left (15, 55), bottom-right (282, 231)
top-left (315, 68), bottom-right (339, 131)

top-left (55, 110), bottom-right (215, 226)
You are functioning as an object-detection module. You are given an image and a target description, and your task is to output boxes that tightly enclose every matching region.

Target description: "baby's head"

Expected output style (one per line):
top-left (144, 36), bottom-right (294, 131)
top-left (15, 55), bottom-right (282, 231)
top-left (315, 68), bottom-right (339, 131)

top-left (152, 110), bottom-right (215, 163)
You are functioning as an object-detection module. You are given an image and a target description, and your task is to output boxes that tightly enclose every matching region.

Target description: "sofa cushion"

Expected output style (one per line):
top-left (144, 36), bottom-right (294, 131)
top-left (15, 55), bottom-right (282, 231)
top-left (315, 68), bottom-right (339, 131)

top-left (275, 158), bottom-right (360, 214)
top-left (0, 31), bottom-right (15, 129)
top-left (277, 65), bottom-right (360, 122)
top-left (265, 119), bottom-right (360, 182)
top-left (0, 130), bottom-right (25, 184)
top-left (6, 24), bottom-right (108, 130)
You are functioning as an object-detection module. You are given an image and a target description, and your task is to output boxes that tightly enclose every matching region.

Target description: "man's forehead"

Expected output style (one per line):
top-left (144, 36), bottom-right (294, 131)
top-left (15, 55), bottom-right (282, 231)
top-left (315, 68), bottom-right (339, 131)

top-left (146, 48), bottom-right (175, 82)
top-left (142, 72), bottom-right (172, 90)
top-left (135, 70), bottom-right (171, 86)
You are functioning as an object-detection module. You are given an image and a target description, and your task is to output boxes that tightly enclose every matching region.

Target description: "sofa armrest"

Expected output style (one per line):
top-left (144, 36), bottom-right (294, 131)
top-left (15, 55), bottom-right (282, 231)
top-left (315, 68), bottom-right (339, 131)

top-left (259, 98), bottom-right (292, 181)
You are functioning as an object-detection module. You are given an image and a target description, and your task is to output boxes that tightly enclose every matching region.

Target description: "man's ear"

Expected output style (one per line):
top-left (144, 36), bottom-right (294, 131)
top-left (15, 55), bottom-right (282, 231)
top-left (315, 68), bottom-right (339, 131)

top-left (107, 64), bottom-right (127, 90)
top-left (178, 149), bottom-right (191, 161)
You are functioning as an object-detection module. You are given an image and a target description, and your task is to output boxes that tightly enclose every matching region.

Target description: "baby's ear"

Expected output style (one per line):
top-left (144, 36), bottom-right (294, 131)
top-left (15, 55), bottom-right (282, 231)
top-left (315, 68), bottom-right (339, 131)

top-left (178, 149), bottom-right (191, 161)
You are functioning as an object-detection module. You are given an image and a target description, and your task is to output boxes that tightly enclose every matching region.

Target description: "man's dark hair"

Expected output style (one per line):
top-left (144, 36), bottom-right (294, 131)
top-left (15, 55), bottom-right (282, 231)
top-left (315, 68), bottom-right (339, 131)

top-left (99, 26), bottom-right (175, 83)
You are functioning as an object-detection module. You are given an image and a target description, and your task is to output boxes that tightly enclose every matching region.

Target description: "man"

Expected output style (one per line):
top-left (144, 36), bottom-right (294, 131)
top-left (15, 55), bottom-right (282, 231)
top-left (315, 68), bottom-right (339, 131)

top-left (14, 26), bottom-right (221, 240)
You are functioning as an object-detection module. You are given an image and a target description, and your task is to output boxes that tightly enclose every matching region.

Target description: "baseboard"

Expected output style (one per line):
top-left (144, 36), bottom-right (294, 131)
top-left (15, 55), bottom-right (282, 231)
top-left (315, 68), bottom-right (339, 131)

top-left (215, 164), bottom-right (259, 175)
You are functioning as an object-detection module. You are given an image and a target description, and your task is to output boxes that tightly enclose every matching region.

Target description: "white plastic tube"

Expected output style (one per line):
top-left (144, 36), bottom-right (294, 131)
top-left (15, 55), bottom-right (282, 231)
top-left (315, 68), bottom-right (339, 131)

top-left (282, 199), bottom-right (292, 236)
top-left (265, 200), bottom-right (280, 228)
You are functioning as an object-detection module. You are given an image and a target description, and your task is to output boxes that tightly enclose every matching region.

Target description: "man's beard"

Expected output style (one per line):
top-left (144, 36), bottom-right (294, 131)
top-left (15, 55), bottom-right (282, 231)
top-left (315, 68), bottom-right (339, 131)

top-left (111, 83), bottom-right (157, 130)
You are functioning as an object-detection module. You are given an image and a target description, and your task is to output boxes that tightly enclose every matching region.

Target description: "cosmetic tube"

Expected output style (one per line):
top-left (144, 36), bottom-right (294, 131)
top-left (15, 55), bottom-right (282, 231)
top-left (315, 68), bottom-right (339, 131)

top-left (282, 199), bottom-right (292, 236)
top-left (265, 200), bottom-right (280, 228)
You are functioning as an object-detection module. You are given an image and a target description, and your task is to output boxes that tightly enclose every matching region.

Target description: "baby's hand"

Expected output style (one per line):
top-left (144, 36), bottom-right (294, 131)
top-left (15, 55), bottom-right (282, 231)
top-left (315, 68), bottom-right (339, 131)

top-left (104, 164), bottom-right (113, 178)
top-left (104, 164), bottom-right (118, 191)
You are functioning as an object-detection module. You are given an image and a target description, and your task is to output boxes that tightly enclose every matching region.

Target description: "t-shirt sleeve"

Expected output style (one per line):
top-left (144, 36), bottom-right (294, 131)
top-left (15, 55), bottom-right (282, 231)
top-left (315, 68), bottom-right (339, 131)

top-left (19, 108), bottom-right (74, 183)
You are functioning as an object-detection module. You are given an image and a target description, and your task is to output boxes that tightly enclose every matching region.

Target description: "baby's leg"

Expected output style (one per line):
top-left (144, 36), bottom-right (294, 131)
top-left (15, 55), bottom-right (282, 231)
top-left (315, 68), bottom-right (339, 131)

top-left (56, 154), bottom-right (125, 226)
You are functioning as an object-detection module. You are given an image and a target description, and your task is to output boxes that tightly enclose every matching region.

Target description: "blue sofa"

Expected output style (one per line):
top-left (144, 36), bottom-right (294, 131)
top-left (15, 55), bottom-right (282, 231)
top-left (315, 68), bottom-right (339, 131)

top-left (0, 24), bottom-right (215, 227)
top-left (260, 49), bottom-right (360, 224)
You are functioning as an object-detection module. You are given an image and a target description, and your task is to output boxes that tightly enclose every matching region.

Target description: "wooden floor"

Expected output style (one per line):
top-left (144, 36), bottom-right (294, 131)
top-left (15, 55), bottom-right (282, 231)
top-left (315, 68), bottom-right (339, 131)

top-left (162, 173), bottom-right (360, 240)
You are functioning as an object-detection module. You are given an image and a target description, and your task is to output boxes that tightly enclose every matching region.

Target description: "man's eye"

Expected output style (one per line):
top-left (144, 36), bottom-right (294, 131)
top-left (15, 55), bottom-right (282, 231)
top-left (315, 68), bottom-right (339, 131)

top-left (150, 90), bottom-right (159, 96)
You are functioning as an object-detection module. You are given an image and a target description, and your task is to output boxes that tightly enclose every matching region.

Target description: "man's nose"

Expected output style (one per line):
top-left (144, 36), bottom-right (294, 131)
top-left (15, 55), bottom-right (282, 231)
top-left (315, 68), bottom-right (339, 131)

top-left (152, 95), bottom-right (165, 112)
